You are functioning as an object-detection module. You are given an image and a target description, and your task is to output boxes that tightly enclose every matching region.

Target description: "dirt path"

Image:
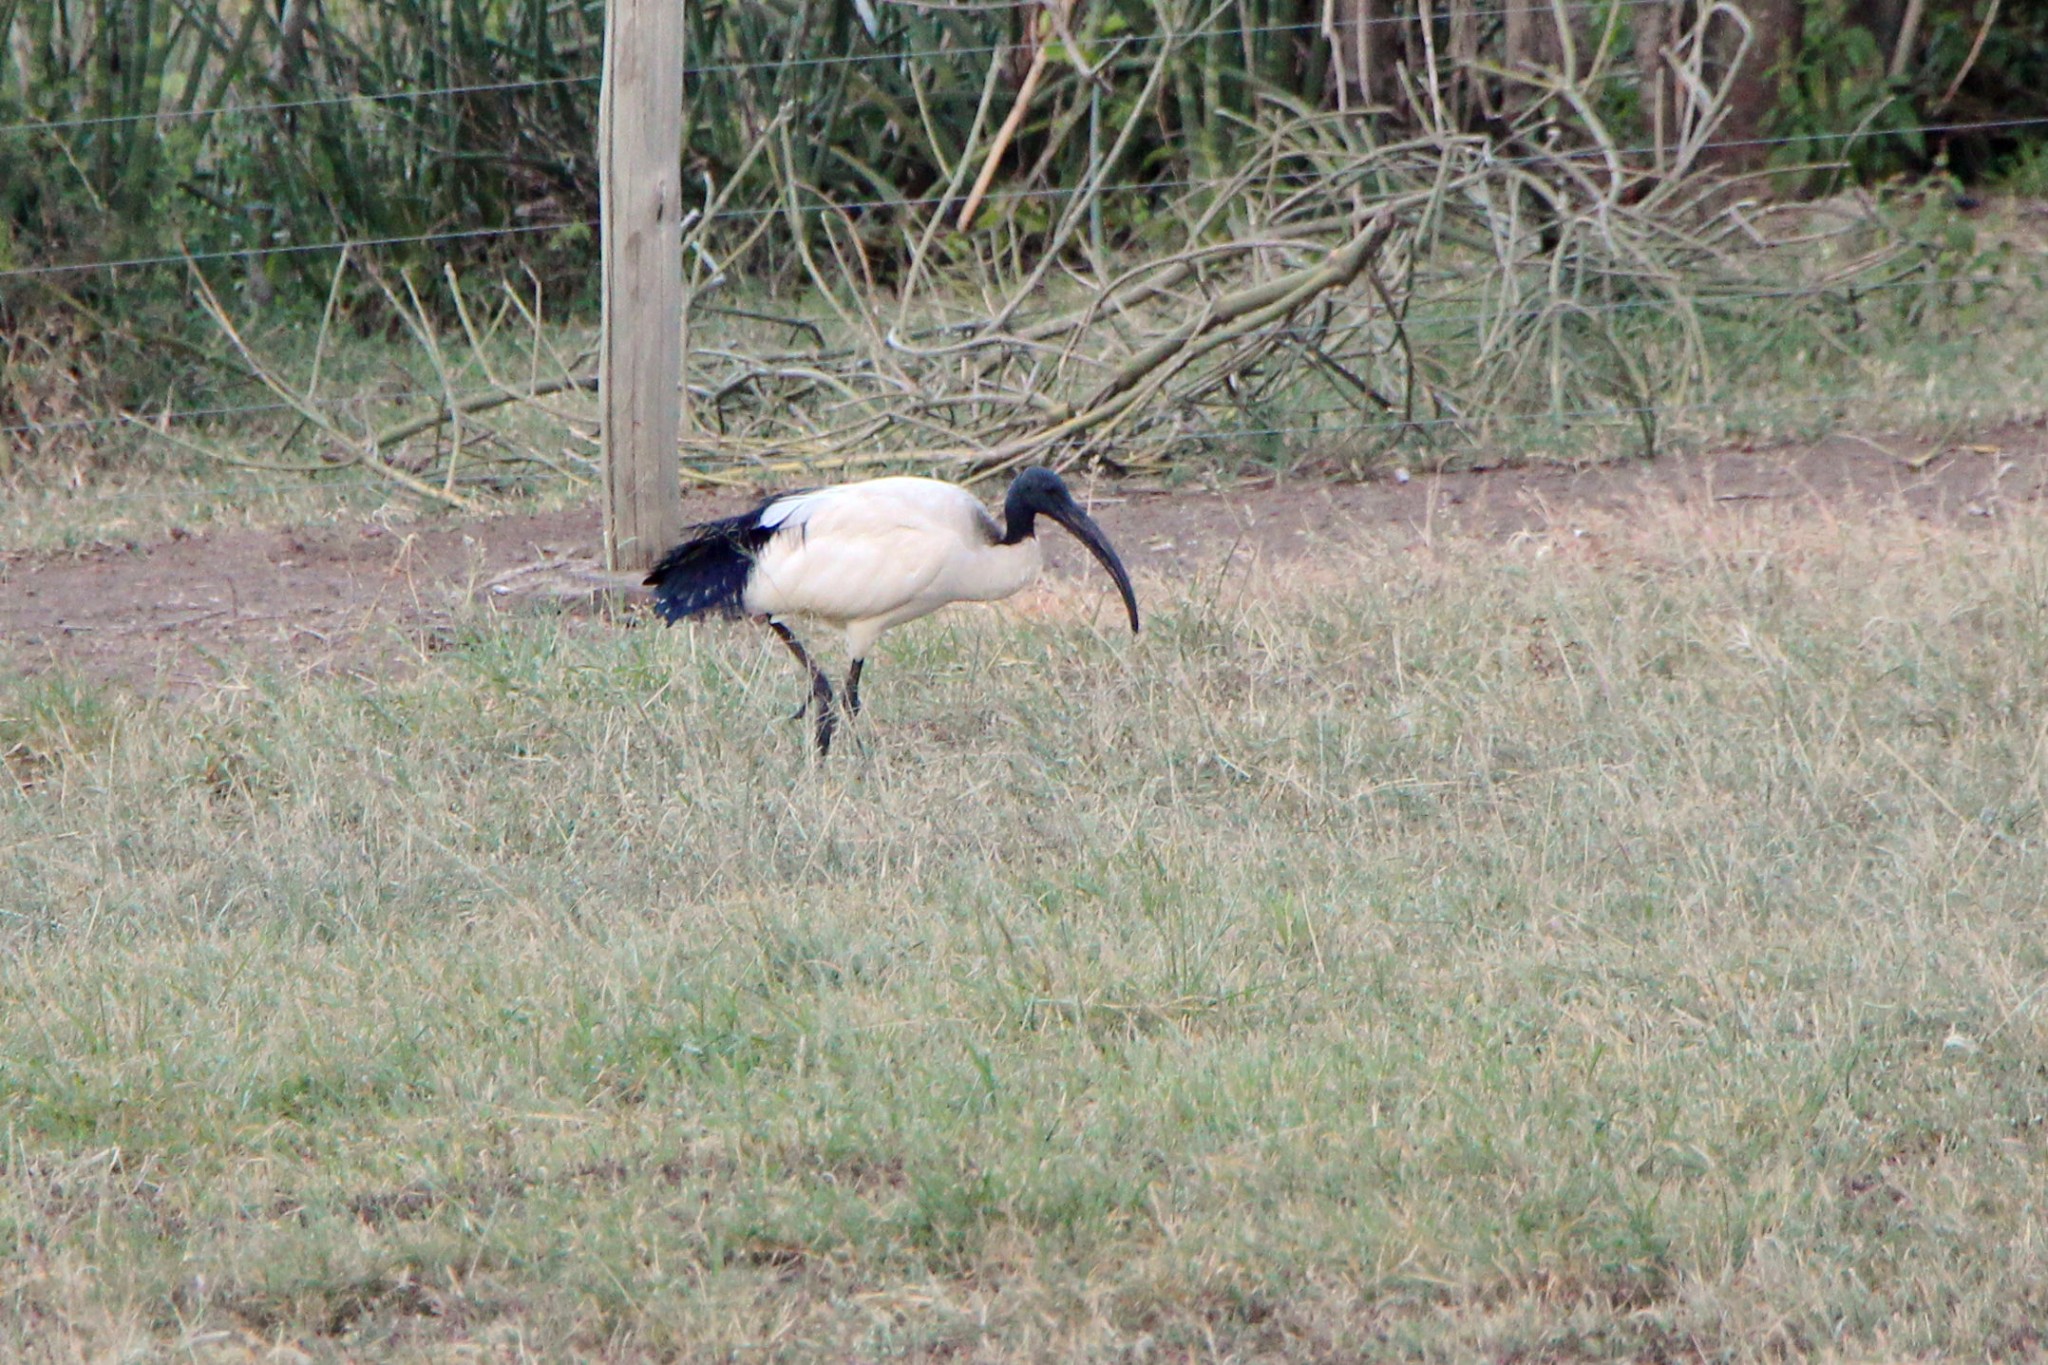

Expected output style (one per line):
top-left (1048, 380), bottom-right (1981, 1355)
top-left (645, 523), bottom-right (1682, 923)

top-left (5, 422), bottom-right (2045, 693)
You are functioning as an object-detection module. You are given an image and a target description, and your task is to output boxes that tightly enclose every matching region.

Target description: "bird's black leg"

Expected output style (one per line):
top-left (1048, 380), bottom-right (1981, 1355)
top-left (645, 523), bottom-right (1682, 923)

top-left (844, 658), bottom-right (864, 717)
top-left (767, 621), bottom-right (836, 754)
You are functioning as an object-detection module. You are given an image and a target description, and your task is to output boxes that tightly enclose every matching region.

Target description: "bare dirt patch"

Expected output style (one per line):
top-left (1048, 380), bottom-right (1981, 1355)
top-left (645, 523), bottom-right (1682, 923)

top-left (5, 422), bottom-right (2045, 693)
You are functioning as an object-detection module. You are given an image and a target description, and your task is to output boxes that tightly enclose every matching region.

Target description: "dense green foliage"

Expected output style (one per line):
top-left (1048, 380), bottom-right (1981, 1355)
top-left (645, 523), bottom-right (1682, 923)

top-left (2, 0), bottom-right (2040, 288)
top-left (1773, 0), bottom-right (2048, 185)
top-left (0, 0), bottom-right (601, 281)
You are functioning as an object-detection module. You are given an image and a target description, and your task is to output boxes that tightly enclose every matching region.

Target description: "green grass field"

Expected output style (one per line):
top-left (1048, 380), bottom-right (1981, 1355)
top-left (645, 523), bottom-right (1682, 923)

top-left (6, 494), bottom-right (2048, 1359)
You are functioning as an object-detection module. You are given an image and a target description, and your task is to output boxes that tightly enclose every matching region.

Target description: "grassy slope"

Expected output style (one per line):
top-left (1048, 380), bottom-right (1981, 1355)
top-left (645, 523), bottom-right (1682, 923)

top-left (4, 497), bottom-right (2047, 1360)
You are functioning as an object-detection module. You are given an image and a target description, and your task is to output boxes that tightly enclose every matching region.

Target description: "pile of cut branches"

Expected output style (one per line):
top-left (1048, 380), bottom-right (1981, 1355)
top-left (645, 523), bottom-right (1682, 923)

top-left (175, 2), bottom-right (1942, 499)
top-left (668, 15), bottom-right (1925, 480)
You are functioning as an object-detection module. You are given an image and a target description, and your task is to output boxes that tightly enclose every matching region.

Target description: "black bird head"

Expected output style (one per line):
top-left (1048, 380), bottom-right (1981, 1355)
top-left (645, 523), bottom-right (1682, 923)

top-left (1001, 467), bottom-right (1141, 634)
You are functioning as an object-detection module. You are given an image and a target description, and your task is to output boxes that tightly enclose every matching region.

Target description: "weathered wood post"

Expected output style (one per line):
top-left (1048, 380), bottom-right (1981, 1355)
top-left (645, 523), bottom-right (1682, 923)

top-left (598, 0), bottom-right (685, 572)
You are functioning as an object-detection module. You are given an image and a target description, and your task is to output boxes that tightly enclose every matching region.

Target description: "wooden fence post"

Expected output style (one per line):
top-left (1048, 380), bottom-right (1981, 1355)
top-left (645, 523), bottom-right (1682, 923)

top-left (599, 0), bottom-right (685, 572)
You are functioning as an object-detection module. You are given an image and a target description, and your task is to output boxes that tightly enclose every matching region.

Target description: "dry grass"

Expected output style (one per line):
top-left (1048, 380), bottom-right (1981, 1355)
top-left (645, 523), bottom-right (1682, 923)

top-left (5, 491), bottom-right (2048, 1360)
top-left (8, 192), bottom-right (2046, 565)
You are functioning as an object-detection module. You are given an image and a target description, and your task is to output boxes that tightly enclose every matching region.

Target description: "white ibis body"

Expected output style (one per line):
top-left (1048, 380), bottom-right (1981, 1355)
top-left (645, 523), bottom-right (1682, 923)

top-left (644, 467), bottom-right (1140, 753)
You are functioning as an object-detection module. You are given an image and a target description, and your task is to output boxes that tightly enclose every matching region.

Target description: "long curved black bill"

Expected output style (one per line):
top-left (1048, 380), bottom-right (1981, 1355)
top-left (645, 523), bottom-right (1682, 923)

top-left (1047, 504), bottom-right (1141, 634)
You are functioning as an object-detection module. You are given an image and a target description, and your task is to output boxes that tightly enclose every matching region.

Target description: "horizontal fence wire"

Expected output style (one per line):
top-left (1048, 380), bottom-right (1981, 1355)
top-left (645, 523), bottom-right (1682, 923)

top-left (0, 73), bottom-right (601, 141)
top-left (0, 267), bottom-right (2009, 441)
top-left (5, 111), bottom-right (2042, 286)
top-left (0, 0), bottom-right (1677, 142)
top-left (0, 266), bottom-right (1998, 444)
top-left (1, 221), bottom-right (590, 283)
top-left (6, 382), bottom-right (2026, 517)
top-left (0, 263), bottom-right (2006, 445)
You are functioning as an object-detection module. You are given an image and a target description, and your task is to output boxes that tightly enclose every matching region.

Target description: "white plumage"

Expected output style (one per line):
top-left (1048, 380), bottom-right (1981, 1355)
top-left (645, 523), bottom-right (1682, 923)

top-left (745, 478), bottom-right (1044, 657)
top-left (645, 468), bottom-right (1140, 753)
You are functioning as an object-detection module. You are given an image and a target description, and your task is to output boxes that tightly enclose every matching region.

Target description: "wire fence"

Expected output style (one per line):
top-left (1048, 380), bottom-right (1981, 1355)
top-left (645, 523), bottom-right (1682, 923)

top-left (2, 263), bottom-right (2011, 446)
top-left (0, 380), bottom-right (2011, 515)
top-left (3, 26), bottom-right (2039, 494)
top-left (7, 111), bottom-right (2039, 287)
top-left (0, 1), bottom-right (1684, 143)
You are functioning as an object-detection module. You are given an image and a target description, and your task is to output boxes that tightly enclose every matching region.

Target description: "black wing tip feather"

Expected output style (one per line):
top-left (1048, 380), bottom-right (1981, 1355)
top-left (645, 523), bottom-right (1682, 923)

top-left (643, 510), bottom-right (779, 623)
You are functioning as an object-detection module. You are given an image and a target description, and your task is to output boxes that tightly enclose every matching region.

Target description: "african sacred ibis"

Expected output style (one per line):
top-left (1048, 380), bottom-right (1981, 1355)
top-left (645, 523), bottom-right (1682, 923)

top-left (644, 467), bottom-right (1141, 753)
